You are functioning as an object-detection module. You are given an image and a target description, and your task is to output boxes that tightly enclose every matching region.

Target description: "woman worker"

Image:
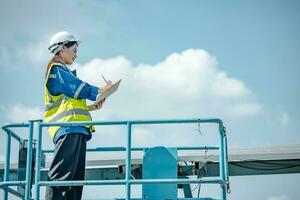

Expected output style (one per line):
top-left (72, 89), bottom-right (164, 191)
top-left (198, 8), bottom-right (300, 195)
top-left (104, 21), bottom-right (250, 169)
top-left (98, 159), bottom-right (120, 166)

top-left (44, 31), bottom-right (111, 200)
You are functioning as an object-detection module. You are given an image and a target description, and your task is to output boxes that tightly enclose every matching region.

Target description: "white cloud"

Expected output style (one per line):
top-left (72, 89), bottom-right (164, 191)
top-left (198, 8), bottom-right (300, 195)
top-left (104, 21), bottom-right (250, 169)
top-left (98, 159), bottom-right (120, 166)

top-left (231, 102), bottom-right (262, 116)
top-left (77, 49), bottom-right (262, 120)
top-left (211, 72), bottom-right (251, 98)
top-left (278, 112), bottom-right (290, 125)
top-left (6, 104), bottom-right (43, 123)
top-left (268, 195), bottom-right (289, 200)
top-left (0, 40), bottom-right (50, 69)
top-left (19, 41), bottom-right (50, 66)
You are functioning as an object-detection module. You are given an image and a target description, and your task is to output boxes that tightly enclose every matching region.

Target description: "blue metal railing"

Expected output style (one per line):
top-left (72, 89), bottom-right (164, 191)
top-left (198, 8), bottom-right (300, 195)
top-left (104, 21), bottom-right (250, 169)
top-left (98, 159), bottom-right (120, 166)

top-left (1, 122), bottom-right (29, 199)
top-left (1, 118), bottom-right (229, 200)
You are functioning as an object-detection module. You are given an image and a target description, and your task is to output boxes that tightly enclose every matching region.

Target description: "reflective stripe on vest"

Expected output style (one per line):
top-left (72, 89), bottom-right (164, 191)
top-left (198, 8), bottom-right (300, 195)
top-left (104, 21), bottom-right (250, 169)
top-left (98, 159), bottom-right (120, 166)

top-left (48, 108), bottom-right (91, 122)
top-left (45, 96), bottom-right (70, 111)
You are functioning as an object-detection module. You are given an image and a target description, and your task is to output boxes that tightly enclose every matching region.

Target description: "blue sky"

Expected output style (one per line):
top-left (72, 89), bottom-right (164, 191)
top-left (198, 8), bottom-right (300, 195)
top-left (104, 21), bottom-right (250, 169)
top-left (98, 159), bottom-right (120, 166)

top-left (0, 0), bottom-right (299, 199)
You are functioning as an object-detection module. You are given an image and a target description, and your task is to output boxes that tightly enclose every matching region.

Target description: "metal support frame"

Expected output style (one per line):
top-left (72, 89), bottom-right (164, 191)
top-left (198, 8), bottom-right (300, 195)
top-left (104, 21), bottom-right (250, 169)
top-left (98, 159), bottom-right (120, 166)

top-left (1, 118), bottom-right (229, 200)
top-left (1, 123), bottom-right (28, 200)
top-left (3, 129), bottom-right (11, 200)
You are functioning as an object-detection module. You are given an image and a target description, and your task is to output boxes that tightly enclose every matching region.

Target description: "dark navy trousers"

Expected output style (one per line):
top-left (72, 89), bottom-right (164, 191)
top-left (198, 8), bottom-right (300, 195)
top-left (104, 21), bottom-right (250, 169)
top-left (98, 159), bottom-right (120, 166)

top-left (45, 133), bottom-right (87, 200)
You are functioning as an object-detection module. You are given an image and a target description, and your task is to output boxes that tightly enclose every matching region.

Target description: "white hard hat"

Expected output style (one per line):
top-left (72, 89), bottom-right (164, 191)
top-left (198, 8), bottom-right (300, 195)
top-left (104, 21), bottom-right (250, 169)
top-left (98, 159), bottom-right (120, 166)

top-left (48, 31), bottom-right (81, 54)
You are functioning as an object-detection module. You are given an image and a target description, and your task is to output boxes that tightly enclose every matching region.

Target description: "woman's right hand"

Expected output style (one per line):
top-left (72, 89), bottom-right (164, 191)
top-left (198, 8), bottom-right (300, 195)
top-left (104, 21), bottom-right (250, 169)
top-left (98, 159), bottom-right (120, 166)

top-left (99, 80), bottom-right (112, 94)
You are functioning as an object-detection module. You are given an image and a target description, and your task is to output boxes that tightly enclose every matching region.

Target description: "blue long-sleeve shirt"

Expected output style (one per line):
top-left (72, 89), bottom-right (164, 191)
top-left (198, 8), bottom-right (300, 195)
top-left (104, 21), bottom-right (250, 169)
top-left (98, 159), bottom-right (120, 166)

top-left (47, 64), bottom-right (99, 144)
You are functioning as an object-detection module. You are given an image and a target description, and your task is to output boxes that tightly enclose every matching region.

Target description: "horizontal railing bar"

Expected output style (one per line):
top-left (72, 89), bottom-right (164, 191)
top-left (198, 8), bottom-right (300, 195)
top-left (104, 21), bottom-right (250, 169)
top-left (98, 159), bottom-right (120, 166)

top-left (39, 180), bottom-right (127, 186)
top-left (2, 123), bottom-right (30, 129)
top-left (42, 146), bottom-right (219, 153)
top-left (38, 178), bottom-right (224, 187)
top-left (93, 146), bottom-right (220, 151)
top-left (131, 119), bottom-right (221, 125)
top-left (41, 118), bottom-right (222, 127)
top-left (41, 121), bottom-right (128, 127)
top-left (178, 146), bottom-right (220, 150)
top-left (0, 181), bottom-right (26, 187)
top-left (130, 178), bottom-right (224, 185)
top-left (1, 125), bottom-right (27, 142)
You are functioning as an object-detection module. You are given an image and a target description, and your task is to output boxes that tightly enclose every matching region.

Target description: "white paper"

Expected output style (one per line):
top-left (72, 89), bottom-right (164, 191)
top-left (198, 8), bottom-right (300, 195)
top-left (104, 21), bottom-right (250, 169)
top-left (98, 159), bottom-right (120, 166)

top-left (88, 79), bottom-right (122, 111)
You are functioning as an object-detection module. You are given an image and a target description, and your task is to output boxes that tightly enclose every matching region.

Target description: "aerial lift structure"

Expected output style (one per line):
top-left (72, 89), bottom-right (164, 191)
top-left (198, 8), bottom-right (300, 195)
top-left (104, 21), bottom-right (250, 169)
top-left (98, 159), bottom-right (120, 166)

top-left (1, 118), bottom-right (299, 199)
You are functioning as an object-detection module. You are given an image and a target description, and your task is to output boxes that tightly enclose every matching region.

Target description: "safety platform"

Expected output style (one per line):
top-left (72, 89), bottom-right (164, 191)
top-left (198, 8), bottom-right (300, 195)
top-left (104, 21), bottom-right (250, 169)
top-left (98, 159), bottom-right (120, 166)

top-left (1, 118), bottom-right (299, 199)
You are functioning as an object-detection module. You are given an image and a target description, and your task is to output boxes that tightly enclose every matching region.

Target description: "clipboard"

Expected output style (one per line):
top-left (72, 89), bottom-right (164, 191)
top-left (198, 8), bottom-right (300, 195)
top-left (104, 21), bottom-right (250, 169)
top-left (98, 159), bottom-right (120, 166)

top-left (88, 79), bottom-right (122, 111)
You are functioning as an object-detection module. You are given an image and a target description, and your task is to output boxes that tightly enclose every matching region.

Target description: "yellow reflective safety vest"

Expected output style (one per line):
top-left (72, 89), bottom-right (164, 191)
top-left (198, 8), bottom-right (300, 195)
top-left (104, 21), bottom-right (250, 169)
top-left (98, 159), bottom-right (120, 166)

top-left (44, 62), bottom-right (95, 140)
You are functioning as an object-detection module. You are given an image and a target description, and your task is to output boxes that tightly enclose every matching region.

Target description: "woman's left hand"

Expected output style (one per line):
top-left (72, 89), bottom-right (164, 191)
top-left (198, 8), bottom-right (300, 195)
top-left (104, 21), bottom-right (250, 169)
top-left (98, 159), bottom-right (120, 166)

top-left (95, 98), bottom-right (106, 109)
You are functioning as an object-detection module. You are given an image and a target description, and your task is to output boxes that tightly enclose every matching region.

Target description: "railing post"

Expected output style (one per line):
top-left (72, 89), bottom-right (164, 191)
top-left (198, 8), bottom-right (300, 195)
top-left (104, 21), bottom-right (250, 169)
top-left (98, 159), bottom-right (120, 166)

top-left (223, 127), bottom-right (230, 194)
top-left (126, 122), bottom-right (132, 200)
top-left (34, 120), bottom-right (43, 200)
top-left (219, 122), bottom-right (227, 200)
top-left (3, 130), bottom-right (12, 200)
top-left (25, 121), bottom-right (34, 200)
